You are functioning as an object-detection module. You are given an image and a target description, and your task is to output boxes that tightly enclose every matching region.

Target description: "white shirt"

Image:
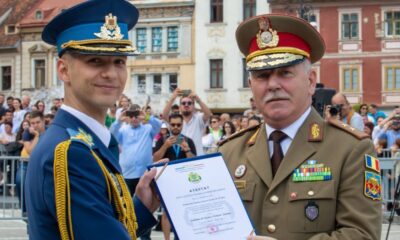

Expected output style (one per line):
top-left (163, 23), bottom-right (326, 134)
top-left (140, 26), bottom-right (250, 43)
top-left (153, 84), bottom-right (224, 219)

top-left (265, 107), bottom-right (311, 158)
top-left (61, 105), bottom-right (111, 147)
top-left (181, 112), bottom-right (206, 156)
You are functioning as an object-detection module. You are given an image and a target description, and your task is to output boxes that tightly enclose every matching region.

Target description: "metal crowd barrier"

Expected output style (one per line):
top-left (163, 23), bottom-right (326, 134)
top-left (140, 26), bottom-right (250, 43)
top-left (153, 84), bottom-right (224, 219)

top-left (0, 156), bottom-right (29, 220)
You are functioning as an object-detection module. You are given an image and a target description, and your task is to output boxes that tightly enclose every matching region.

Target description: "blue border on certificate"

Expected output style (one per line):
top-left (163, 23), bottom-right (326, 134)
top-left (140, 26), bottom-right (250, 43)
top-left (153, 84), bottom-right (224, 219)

top-left (147, 152), bottom-right (255, 239)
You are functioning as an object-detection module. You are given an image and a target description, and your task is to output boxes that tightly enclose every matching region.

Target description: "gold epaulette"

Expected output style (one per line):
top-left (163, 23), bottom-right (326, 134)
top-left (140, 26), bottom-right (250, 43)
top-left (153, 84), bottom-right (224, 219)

top-left (53, 140), bottom-right (138, 240)
top-left (327, 118), bottom-right (369, 140)
top-left (218, 123), bottom-right (262, 147)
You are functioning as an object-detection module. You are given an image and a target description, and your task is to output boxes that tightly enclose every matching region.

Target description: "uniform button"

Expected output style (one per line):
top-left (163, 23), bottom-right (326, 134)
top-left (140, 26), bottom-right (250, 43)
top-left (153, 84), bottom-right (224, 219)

top-left (308, 190), bottom-right (315, 196)
top-left (267, 224), bottom-right (276, 233)
top-left (270, 195), bottom-right (279, 204)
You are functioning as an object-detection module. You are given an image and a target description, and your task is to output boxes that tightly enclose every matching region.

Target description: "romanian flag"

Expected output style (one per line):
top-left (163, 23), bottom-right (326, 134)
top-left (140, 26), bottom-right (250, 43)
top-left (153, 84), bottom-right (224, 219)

top-left (365, 154), bottom-right (380, 173)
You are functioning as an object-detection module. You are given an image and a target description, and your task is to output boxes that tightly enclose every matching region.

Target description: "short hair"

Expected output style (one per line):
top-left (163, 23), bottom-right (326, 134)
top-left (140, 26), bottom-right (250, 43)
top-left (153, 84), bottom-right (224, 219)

top-left (370, 104), bottom-right (378, 109)
top-left (169, 113), bottom-right (183, 122)
top-left (210, 115), bottom-right (220, 123)
top-left (249, 115), bottom-right (262, 124)
top-left (4, 121), bottom-right (13, 128)
top-left (171, 104), bottom-right (179, 110)
top-left (5, 109), bottom-right (13, 115)
top-left (30, 110), bottom-right (44, 120)
top-left (44, 113), bottom-right (55, 119)
top-left (6, 96), bottom-right (13, 101)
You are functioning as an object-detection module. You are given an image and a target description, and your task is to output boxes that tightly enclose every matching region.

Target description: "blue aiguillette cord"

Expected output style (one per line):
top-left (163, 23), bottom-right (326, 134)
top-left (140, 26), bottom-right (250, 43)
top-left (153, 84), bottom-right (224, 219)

top-left (172, 134), bottom-right (182, 158)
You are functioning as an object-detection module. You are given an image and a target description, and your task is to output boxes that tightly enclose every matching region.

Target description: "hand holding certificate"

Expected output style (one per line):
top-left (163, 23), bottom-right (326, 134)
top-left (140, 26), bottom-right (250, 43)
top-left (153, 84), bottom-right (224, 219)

top-left (149, 153), bottom-right (254, 240)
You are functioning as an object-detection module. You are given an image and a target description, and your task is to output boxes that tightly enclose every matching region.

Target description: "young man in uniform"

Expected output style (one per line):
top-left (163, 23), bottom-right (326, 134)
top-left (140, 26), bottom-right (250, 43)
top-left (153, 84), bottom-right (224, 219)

top-left (26, 0), bottom-right (160, 239)
top-left (219, 14), bottom-right (381, 240)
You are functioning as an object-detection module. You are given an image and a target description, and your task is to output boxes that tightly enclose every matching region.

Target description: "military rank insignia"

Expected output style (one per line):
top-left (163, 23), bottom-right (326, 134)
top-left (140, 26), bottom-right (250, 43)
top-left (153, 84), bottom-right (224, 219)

top-left (305, 201), bottom-right (319, 221)
top-left (364, 171), bottom-right (382, 200)
top-left (365, 154), bottom-right (380, 173)
top-left (292, 160), bottom-right (332, 182)
top-left (67, 128), bottom-right (94, 148)
top-left (308, 123), bottom-right (323, 142)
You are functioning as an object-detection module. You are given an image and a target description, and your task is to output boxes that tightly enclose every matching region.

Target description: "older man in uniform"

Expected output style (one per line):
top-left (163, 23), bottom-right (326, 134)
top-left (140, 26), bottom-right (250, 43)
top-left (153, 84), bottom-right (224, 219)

top-left (219, 15), bottom-right (382, 240)
top-left (25, 1), bottom-right (160, 239)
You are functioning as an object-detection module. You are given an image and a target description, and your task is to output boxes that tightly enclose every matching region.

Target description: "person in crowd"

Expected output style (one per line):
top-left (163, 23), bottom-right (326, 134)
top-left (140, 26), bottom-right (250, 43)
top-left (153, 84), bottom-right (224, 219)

top-left (44, 113), bottom-right (55, 127)
top-left (26, 1), bottom-right (161, 239)
top-left (52, 98), bottom-right (62, 109)
top-left (359, 103), bottom-right (375, 125)
top-left (364, 121), bottom-right (374, 139)
top-left (17, 111), bottom-right (46, 220)
top-left (220, 113), bottom-right (231, 125)
top-left (12, 98), bottom-right (27, 133)
top-left (0, 110), bottom-right (18, 134)
top-left (202, 115), bottom-right (223, 153)
top-left (232, 114), bottom-right (242, 132)
top-left (241, 115), bottom-right (249, 129)
top-left (110, 107), bottom-right (161, 240)
top-left (0, 122), bottom-right (16, 145)
top-left (220, 120), bottom-right (236, 141)
top-left (248, 115), bottom-right (262, 127)
top-left (154, 122), bottom-right (169, 143)
top-left (372, 116), bottom-right (386, 144)
top-left (0, 94), bottom-right (6, 120)
top-left (375, 136), bottom-right (389, 158)
top-left (21, 95), bottom-right (31, 112)
top-left (116, 95), bottom-right (131, 119)
top-left (331, 93), bottom-right (364, 131)
top-left (16, 120), bottom-right (30, 144)
top-left (5, 96), bottom-right (14, 110)
top-left (162, 88), bottom-right (212, 156)
top-left (34, 100), bottom-right (46, 113)
top-left (153, 113), bottom-right (196, 240)
top-left (105, 103), bottom-right (117, 128)
top-left (171, 104), bottom-right (180, 115)
top-left (219, 14), bottom-right (381, 240)
top-left (369, 103), bottom-right (387, 123)
top-left (376, 113), bottom-right (400, 150)
top-left (50, 105), bottom-right (58, 115)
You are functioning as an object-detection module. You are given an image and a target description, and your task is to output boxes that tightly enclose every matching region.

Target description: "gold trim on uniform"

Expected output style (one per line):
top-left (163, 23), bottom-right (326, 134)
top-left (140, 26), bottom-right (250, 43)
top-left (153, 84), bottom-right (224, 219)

top-left (247, 53), bottom-right (304, 69)
top-left (308, 123), bottom-right (323, 142)
top-left (94, 13), bottom-right (124, 40)
top-left (246, 47), bottom-right (309, 63)
top-left (53, 140), bottom-right (138, 240)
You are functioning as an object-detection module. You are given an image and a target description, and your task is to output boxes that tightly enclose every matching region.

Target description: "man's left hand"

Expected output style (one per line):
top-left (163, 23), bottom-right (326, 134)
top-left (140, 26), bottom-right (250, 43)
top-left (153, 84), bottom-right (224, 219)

top-left (135, 168), bottom-right (159, 212)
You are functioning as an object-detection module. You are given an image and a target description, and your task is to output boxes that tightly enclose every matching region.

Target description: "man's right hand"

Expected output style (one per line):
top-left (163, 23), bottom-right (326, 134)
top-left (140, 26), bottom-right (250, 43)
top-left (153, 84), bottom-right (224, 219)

top-left (164, 136), bottom-right (177, 148)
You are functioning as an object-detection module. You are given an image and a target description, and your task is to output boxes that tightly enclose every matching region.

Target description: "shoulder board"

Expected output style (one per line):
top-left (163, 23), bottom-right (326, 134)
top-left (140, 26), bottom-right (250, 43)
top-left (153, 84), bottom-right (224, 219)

top-left (218, 123), bottom-right (262, 147)
top-left (67, 128), bottom-right (94, 148)
top-left (327, 118), bottom-right (369, 140)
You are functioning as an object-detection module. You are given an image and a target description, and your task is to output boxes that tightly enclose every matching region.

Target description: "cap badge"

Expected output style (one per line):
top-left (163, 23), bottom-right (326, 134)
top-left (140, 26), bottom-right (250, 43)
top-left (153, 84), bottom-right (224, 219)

top-left (235, 164), bottom-right (247, 178)
top-left (94, 13), bottom-right (124, 40)
top-left (256, 18), bottom-right (279, 49)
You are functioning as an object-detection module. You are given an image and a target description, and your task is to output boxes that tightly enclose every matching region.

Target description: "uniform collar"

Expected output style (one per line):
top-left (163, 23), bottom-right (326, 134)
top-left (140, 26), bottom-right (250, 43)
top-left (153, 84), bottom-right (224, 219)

top-left (61, 104), bottom-right (111, 147)
top-left (265, 107), bottom-right (311, 140)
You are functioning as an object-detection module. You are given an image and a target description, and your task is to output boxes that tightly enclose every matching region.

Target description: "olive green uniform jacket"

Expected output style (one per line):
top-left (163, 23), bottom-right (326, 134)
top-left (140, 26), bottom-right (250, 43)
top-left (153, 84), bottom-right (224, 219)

top-left (219, 109), bottom-right (381, 240)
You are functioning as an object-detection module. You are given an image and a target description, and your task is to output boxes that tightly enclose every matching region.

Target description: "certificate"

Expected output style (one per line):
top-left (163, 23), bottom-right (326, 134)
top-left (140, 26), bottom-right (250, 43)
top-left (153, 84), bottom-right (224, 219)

top-left (149, 153), bottom-right (253, 240)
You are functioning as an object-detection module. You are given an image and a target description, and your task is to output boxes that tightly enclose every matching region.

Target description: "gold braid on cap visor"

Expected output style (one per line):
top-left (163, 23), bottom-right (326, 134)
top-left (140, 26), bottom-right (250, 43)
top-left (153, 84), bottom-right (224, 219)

top-left (246, 47), bottom-right (310, 63)
top-left (246, 53), bottom-right (305, 69)
top-left (61, 39), bottom-right (138, 52)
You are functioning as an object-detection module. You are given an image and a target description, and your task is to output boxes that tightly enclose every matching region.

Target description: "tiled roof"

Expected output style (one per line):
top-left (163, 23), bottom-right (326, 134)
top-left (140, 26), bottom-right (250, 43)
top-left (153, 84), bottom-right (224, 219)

top-left (0, 0), bottom-right (40, 49)
top-left (19, 0), bottom-right (84, 28)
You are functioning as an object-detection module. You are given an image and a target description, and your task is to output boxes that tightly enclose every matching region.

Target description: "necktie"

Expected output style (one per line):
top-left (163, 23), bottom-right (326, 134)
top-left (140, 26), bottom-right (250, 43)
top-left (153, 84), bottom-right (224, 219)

top-left (108, 134), bottom-right (119, 159)
top-left (269, 130), bottom-right (287, 177)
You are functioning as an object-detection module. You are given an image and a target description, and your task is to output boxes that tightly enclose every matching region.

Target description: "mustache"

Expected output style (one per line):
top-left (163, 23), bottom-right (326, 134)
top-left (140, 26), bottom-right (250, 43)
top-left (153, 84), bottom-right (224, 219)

top-left (262, 92), bottom-right (290, 103)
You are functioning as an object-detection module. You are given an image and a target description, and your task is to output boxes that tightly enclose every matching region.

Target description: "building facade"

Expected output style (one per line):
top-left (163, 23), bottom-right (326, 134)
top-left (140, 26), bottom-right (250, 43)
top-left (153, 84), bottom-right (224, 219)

top-left (270, 0), bottom-right (400, 107)
top-left (128, 0), bottom-right (195, 112)
top-left (195, 0), bottom-right (269, 113)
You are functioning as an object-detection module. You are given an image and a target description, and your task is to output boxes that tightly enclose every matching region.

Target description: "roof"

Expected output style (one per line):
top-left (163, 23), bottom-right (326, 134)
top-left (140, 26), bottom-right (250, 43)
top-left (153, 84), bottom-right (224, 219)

top-left (19, 0), bottom-right (84, 28)
top-left (0, 0), bottom-right (40, 49)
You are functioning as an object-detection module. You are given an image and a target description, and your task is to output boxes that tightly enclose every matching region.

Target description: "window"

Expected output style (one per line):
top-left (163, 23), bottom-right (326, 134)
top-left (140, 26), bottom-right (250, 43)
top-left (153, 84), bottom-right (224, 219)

top-left (1, 66), bottom-right (11, 91)
top-left (34, 59), bottom-right (46, 89)
top-left (152, 27), bottom-right (162, 52)
top-left (136, 28), bottom-right (147, 53)
top-left (5, 25), bottom-right (16, 34)
top-left (341, 13), bottom-right (359, 39)
top-left (210, 0), bottom-right (223, 23)
top-left (385, 66), bottom-right (400, 90)
top-left (35, 10), bottom-right (42, 20)
top-left (384, 11), bottom-right (400, 37)
top-left (137, 75), bottom-right (146, 94)
top-left (169, 74), bottom-right (178, 93)
top-left (167, 26), bottom-right (179, 52)
top-left (342, 67), bottom-right (359, 92)
top-left (210, 59), bottom-right (223, 88)
top-left (242, 58), bottom-right (249, 88)
top-left (153, 74), bottom-right (162, 94)
top-left (243, 0), bottom-right (256, 20)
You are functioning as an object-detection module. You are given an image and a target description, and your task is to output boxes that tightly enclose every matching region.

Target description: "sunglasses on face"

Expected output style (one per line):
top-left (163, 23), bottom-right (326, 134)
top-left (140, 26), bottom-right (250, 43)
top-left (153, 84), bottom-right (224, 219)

top-left (181, 101), bottom-right (193, 106)
top-left (170, 123), bottom-right (182, 127)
